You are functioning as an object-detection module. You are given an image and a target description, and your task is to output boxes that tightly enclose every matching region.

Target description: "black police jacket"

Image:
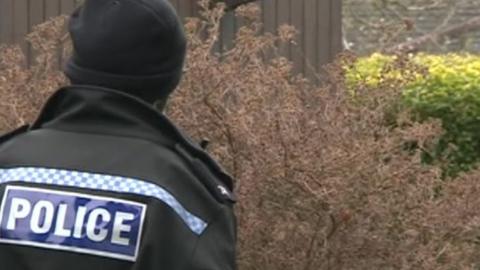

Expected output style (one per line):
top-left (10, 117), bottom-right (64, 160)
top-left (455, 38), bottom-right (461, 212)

top-left (0, 85), bottom-right (236, 270)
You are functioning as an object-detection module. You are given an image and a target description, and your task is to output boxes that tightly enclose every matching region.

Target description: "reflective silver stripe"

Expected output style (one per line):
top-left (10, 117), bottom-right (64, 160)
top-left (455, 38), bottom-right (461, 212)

top-left (0, 167), bottom-right (207, 235)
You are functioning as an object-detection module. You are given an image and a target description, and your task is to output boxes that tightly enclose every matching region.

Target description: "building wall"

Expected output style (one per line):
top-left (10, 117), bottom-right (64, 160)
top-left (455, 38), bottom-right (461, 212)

top-left (0, 0), bottom-right (342, 80)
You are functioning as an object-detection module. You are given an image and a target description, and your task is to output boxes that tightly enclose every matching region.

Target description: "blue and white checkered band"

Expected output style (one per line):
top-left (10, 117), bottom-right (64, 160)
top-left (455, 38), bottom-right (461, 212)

top-left (0, 167), bottom-right (207, 235)
top-left (0, 186), bottom-right (146, 261)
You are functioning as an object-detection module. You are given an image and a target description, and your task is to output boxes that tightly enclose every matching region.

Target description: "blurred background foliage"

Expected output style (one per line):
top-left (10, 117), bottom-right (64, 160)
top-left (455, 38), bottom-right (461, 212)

top-left (346, 53), bottom-right (480, 177)
top-left (343, 0), bottom-right (480, 54)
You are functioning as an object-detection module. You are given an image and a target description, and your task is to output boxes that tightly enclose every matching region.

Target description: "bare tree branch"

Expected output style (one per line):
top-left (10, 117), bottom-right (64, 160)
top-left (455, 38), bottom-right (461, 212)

top-left (386, 15), bottom-right (480, 53)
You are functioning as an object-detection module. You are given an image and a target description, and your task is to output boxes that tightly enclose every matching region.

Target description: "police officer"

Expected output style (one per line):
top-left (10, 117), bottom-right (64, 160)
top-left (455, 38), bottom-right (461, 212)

top-left (0, 0), bottom-right (236, 269)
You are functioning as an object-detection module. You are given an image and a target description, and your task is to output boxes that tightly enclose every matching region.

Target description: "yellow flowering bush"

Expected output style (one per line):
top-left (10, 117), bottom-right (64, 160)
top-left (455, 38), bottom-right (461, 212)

top-left (347, 53), bottom-right (480, 176)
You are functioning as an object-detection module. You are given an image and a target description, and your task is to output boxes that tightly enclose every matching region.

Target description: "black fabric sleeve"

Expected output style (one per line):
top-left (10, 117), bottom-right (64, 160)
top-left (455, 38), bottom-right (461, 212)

top-left (189, 206), bottom-right (237, 270)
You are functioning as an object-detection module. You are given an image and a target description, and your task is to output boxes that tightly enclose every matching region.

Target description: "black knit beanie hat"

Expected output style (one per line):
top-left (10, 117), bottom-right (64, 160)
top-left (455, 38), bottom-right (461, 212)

top-left (64, 0), bottom-right (187, 104)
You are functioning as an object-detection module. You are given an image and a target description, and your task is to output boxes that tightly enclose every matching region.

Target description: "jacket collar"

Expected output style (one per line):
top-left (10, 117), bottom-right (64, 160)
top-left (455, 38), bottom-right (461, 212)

top-left (32, 85), bottom-right (234, 190)
top-left (33, 85), bottom-right (177, 144)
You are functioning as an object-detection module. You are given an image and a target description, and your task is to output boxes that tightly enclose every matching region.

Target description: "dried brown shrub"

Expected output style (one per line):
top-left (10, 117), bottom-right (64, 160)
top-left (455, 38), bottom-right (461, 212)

top-left (2, 1), bottom-right (480, 269)
top-left (0, 16), bottom-right (67, 131)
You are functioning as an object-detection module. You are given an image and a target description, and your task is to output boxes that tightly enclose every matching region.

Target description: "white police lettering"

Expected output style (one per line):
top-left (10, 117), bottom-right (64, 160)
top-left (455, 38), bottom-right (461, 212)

top-left (86, 208), bottom-right (111, 242)
top-left (0, 186), bottom-right (147, 261)
top-left (7, 202), bottom-right (135, 243)
top-left (54, 204), bottom-right (72, 237)
top-left (6, 198), bottom-right (30, 230)
top-left (73, 206), bottom-right (87, 238)
top-left (30, 200), bottom-right (54, 234)
top-left (111, 212), bottom-right (134, 246)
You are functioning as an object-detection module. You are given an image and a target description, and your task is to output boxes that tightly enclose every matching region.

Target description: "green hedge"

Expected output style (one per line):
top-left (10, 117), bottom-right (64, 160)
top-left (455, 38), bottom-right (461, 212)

top-left (346, 53), bottom-right (480, 177)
